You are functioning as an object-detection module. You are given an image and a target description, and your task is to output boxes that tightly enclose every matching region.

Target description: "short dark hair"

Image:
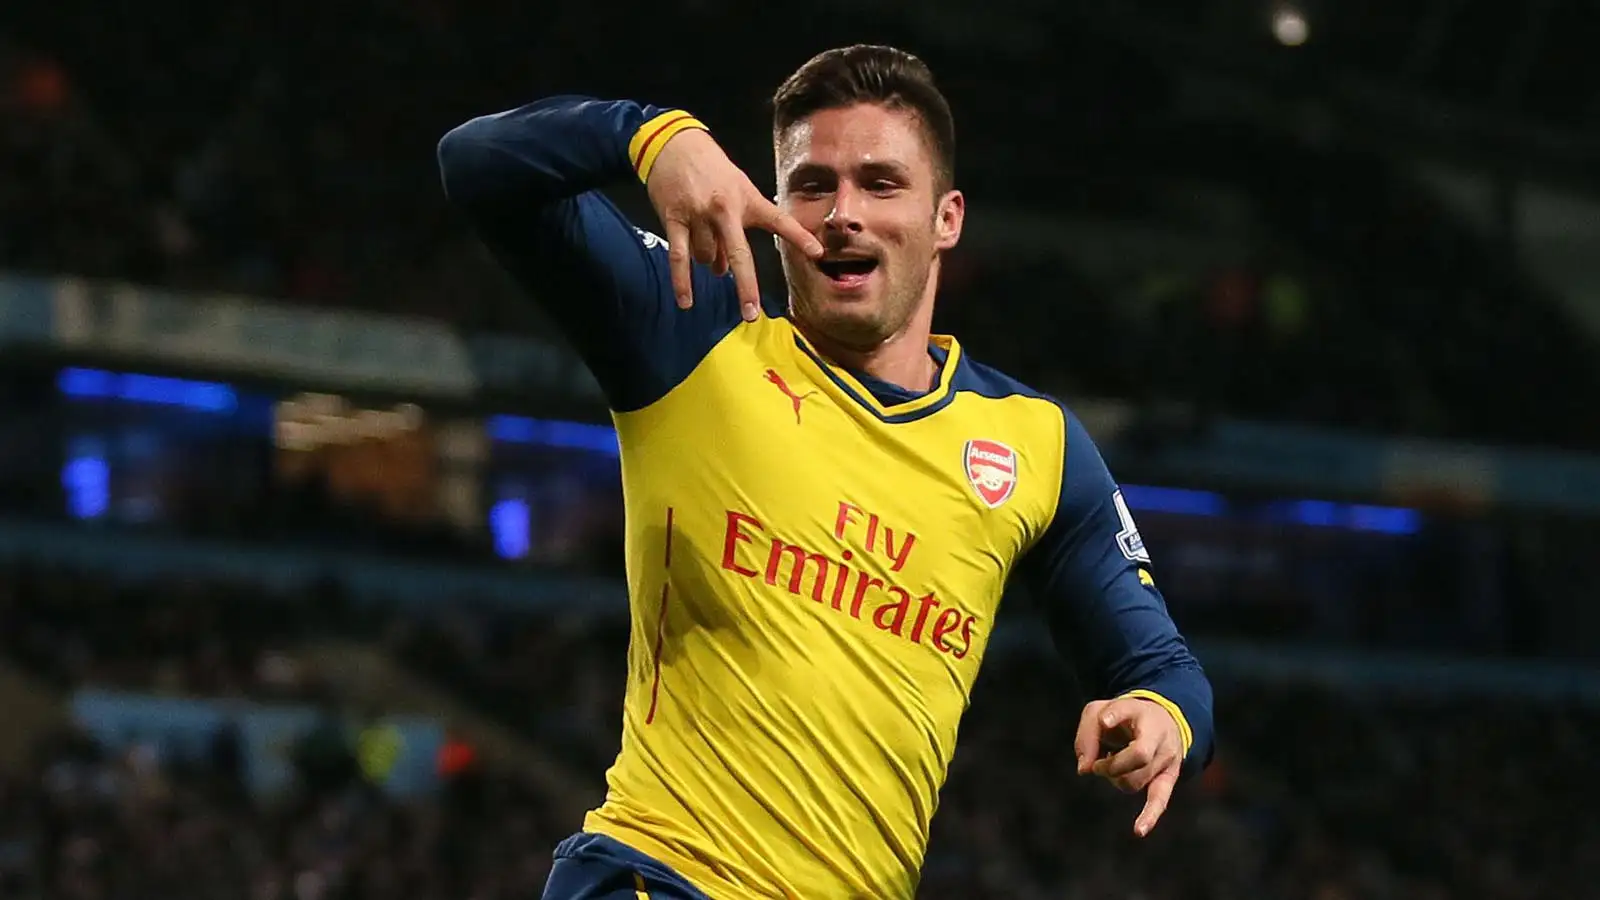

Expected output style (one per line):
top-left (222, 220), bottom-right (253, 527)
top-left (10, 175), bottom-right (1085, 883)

top-left (771, 45), bottom-right (956, 192)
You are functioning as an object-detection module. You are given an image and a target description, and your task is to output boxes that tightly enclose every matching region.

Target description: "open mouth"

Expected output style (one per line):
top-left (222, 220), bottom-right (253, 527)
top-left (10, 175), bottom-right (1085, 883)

top-left (816, 257), bottom-right (880, 286)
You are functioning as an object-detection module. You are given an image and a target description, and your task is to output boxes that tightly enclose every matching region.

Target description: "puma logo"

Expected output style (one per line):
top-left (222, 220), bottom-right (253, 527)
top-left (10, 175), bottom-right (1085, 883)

top-left (764, 369), bottom-right (817, 425)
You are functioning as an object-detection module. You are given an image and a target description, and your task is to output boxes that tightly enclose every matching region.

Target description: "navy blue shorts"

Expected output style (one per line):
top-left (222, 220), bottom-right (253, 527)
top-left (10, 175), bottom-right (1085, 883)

top-left (542, 832), bottom-right (712, 900)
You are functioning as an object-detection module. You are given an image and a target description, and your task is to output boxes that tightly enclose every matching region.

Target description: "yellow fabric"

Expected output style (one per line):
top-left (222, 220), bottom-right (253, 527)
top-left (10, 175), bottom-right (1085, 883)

top-left (583, 315), bottom-right (1069, 899)
top-left (629, 110), bottom-right (709, 183)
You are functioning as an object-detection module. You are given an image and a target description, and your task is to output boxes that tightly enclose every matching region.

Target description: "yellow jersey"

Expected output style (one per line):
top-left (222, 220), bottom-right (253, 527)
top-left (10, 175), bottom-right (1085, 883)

top-left (440, 97), bottom-right (1213, 900)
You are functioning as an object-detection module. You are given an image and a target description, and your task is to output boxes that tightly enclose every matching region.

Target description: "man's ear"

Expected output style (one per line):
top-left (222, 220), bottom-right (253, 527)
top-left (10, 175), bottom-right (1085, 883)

top-left (935, 190), bottom-right (965, 252)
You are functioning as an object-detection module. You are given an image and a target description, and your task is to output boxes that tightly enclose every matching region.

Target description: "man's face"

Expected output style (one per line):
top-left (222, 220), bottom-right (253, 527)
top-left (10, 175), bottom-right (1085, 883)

top-left (775, 103), bottom-right (963, 351)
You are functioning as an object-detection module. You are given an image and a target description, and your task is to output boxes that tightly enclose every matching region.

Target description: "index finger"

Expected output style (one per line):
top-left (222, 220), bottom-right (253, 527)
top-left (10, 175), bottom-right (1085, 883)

top-left (1134, 765), bottom-right (1179, 838)
top-left (1091, 733), bottom-right (1158, 781)
top-left (749, 196), bottom-right (823, 259)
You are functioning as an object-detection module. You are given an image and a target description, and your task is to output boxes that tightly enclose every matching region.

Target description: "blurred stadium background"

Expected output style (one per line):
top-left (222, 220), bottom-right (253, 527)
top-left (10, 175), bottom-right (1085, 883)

top-left (3, 0), bottom-right (1600, 897)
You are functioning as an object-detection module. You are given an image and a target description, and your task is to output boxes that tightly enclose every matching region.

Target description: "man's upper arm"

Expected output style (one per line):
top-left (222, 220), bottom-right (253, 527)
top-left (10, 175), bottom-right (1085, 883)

top-left (438, 100), bottom-right (742, 413)
top-left (1016, 407), bottom-right (1215, 774)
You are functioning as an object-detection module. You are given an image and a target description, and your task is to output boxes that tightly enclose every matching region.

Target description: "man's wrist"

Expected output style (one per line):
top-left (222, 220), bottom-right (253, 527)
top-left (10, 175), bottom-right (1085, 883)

top-left (629, 110), bottom-right (710, 184)
top-left (1116, 689), bottom-right (1193, 758)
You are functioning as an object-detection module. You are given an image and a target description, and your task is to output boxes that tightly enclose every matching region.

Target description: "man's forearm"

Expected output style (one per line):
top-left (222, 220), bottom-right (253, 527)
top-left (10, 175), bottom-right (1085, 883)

top-left (437, 96), bottom-right (704, 209)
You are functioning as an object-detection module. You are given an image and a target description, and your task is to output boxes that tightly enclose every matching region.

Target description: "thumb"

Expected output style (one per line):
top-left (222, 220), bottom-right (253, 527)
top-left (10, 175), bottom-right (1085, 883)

top-left (1098, 697), bottom-right (1144, 735)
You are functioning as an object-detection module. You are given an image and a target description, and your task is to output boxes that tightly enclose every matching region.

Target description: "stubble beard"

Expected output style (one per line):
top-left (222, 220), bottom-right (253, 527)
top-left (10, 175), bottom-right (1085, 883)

top-left (782, 257), bottom-right (929, 355)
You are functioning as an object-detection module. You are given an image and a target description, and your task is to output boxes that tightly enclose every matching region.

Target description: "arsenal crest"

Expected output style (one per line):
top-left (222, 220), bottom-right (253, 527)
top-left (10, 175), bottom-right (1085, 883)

top-left (964, 439), bottom-right (1018, 508)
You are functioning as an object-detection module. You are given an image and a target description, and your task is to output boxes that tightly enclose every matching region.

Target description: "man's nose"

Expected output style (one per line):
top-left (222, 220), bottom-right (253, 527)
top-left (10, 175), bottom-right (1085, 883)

top-left (824, 184), bottom-right (865, 234)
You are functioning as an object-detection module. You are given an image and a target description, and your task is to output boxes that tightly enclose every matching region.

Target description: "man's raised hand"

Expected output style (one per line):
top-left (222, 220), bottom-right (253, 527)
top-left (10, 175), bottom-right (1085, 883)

top-left (644, 128), bottom-right (823, 322)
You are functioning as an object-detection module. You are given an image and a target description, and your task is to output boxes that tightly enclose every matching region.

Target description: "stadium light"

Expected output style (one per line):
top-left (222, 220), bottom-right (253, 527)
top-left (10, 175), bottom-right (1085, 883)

top-left (490, 498), bottom-right (531, 560)
top-left (1271, 4), bottom-right (1309, 46)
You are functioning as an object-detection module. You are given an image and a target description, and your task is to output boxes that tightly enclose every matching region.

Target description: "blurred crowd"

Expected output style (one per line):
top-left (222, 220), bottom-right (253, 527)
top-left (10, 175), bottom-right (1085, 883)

top-left (5, 1), bottom-right (1600, 450)
top-left (0, 561), bottom-right (349, 703)
top-left (0, 727), bottom-right (566, 900)
top-left (0, 560), bottom-right (1595, 899)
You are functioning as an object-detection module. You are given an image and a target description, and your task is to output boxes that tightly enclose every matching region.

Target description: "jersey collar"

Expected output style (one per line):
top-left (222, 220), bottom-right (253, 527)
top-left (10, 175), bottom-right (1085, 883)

top-left (791, 330), bottom-right (962, 424)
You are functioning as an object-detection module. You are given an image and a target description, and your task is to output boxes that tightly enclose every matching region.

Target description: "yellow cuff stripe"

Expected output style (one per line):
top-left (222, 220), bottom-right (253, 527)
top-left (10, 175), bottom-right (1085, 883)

top-left (629, 110), bottom-right (708, 184)
top-left (633, 872), bottom-right (650, 900)
top-left (1119, 689), bottom-right (1193, 758)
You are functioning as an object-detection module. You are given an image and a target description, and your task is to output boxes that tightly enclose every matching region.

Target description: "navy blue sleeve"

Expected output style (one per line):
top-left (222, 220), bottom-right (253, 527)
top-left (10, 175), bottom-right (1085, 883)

top-left (436, 97), bottom-right (741, 413)
top-left (1016, 409), bottom-right (1215, 776)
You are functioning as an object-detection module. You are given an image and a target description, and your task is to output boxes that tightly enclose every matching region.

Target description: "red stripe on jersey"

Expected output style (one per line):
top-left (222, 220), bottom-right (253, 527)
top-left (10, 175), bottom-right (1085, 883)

top-left (632, 113), bottom-right (692, 172)
top-left (645, 507), bottom-right (674, 725)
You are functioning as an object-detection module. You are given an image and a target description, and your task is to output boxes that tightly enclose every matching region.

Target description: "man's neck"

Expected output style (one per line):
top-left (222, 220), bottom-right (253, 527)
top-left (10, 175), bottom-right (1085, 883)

top-left (798, 323), bottom-right (940, 394)
top-left (790, 271), bottom-right (944, 394)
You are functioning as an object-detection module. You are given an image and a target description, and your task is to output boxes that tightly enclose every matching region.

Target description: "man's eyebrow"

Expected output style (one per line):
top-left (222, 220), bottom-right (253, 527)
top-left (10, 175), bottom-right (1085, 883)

top-left (858, 160), bottom-right (913, 181)
top-left (784, 162), bottom-right (834, 185)
top-left (785, 160), bottom-right (915, 186)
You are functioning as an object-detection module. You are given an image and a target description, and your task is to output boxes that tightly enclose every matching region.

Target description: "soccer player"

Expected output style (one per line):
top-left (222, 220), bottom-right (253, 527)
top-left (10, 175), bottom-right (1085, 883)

top-left (438, 44), bottom-right (1214, 900)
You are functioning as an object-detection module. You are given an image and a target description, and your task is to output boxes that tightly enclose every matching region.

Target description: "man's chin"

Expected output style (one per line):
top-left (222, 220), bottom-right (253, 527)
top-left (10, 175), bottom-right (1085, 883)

top-left (797, 288), bottom-right (871, 319)
top-left (794, 303), bottom-right (892, 352)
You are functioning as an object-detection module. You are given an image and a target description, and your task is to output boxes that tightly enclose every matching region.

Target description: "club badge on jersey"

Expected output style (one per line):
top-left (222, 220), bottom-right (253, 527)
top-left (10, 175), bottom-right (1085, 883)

top-left (964, 439), bottom-right (1019, 508)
